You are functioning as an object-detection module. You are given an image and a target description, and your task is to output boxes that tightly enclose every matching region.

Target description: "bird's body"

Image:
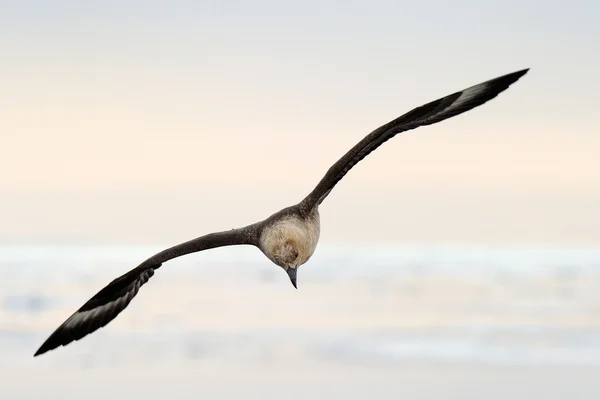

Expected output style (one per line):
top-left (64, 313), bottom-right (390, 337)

top-left (259, 207), bottom-right (321, 275)
top-left (34, 68), bottom-right (529, 357)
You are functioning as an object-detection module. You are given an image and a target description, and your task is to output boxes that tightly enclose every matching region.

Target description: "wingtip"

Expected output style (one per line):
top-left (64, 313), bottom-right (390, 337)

top-left (509, 68), bottom-right (530, 80)
top-left (33, 343), bottom-right (51, 357)
top-left (483, 67), bottom-right (529, 92)
top-left (33, 329), bottom-right (64, 357)
top-left (501, 68), bottom-right (529, 81)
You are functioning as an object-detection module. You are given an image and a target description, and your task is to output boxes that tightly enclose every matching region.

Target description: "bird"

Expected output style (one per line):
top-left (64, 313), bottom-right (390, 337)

top-left (34, 68), bottom-right (529, 357)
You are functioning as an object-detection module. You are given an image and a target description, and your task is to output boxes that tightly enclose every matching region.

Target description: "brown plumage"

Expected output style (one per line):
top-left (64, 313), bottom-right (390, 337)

top-left (34, 68), bottom-right (529, 357)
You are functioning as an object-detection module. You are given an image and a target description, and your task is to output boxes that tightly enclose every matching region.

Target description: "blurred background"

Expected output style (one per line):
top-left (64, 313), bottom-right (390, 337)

top-left (1, 1), bottom-right (599, 399)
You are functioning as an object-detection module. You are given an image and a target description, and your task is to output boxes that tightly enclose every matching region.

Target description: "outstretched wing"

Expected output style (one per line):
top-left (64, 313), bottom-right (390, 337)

top-left (34, 226), bottom-right (258, 356)
top-left (300, 69), bottom-right (529, 211)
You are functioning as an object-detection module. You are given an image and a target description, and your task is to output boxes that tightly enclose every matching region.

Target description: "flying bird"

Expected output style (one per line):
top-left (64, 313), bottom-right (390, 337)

top-left (34, 68), bottom-right (529, 356)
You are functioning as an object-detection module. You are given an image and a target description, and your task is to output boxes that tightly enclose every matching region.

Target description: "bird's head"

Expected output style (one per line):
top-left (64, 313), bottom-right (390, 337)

top-left (271, 240), bottom-right (302, 289)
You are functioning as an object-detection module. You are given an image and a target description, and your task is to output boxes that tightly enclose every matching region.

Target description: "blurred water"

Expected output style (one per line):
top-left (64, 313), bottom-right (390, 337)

top-left (1, 243), bottom-right (600, 367)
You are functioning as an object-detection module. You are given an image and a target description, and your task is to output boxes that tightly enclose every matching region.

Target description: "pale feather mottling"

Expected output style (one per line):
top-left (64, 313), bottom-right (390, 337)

top-left (64, 302), bottom-right (112, 330)
top-left (435, 81), bottom-right (490, 118)
top-left (63, 288), bottom-right (134, 330)
top-left (259, 210), bottom-right (320, 269)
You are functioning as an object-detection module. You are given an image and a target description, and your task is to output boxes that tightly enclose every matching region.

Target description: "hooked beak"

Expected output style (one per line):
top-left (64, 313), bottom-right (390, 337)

top-left (286, 268), bottom-right (297, 289)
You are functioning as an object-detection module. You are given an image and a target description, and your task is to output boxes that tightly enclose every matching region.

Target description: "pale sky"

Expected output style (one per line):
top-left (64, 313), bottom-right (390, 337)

top-left (1, 0), bottom-right (599, 245)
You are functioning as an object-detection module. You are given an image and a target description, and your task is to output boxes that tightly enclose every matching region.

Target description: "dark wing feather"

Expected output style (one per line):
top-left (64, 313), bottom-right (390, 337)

top-left (34, 226), bottom-right (258, 357)
top-left (300, 69), bottom-right (529, 211)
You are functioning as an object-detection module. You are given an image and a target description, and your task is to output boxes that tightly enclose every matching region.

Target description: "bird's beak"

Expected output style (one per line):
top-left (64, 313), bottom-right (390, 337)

top-left (287, 268), bottom-right (297, 289)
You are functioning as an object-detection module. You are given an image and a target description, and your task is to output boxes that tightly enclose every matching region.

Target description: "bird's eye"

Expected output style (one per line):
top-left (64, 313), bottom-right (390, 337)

top-left (293, 250), bottom-right (299, 259)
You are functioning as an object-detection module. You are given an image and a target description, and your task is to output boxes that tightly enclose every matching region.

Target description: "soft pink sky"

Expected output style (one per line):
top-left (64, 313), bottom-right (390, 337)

top-left (2, 1), bottom-right (599, 245)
